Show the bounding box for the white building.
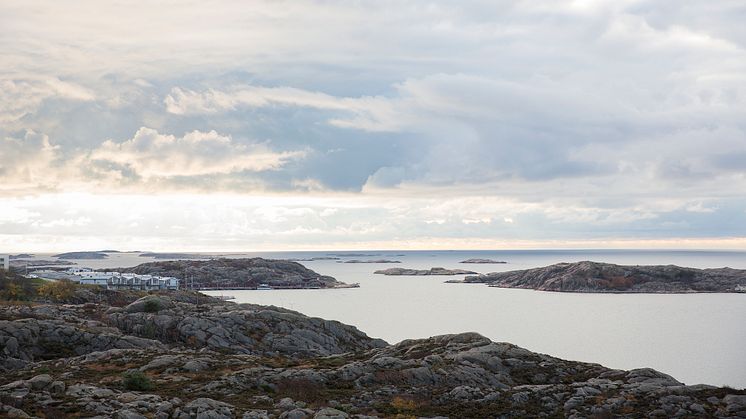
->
[33,268,180,291]
[0,254,9,270]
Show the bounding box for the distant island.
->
[9,254,34,259]
[460,258,507,264]
[54,251,109,259]
[327,253,380,257]
[284,257,341,262]
[118,257,353,289]
[463,261,746,293]
[139,252,210,259]
[342,259,401,264]
[375,267,477,276]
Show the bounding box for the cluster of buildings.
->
[32,268,180,291]
[2,253,179,291]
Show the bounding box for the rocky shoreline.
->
[0,286,744,418]
[463,261,746,293]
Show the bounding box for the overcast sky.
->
[2,0,746,252]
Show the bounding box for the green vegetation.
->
[0,269,42,301]
[122,371,153,391]
[143,299,162,312]
[37,279,78,302]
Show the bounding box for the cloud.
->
[0,130,61,193]
[89,127,305,178]
[0,78,95,127]
[3,0,746,248]
[164,86,352,115]
[1,127,307,195]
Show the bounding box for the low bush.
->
[37,279,78,302]
[143,299,161,312]
[122,371,153,391]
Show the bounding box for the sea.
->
[21,249,746,389]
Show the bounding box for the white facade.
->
[33,268,179,290]
[0,254,8,270]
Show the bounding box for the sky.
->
[1,0,746,252]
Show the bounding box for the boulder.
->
[314,408,349,419]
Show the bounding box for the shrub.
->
[143,299,161,313]
[122,371,153,391]
[276,378,322,401]
[391,396,418,411]
[0,269,37,301]
[37,280,77,302]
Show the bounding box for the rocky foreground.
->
[464,261,746,293]
[119,258,345,289]
[1,288,745,418]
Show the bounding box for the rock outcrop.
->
[106,295,386,357]
[119,258,346,289]
[374,267,477,276]
[0,306,163,370]
[464,261,746,293]
[1,290,744,418]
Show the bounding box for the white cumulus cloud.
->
[89,127,305,178]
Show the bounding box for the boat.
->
[216,295,235,300]
[257,284,273,290]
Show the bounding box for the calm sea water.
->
[25,250,746,388]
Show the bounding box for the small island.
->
[460,258,507,264]
[464,261,746,293]
[54,251,109,260]
[139,252,210,259]
[375,267,477,276]
[327,253,380,257]
[342,259,401,264]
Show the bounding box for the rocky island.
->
[0,269,744,418]
[374,267,477,276]
[118,258,350,289]
[342,260,401,264]
[53,251,110,260]
[284,257,341,262]
[139,252,211,260]
[460,258,507,264]
[463,261,746,293]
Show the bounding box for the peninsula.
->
[117,257,349,289]
[463,261,746,293]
